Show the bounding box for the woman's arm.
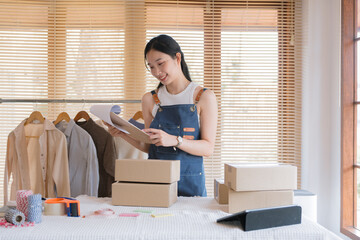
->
[106,92,154,153]
[143,89,218,157]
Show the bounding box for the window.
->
[0,0,302,204]
[341,0,360,238]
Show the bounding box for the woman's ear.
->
[176,52,182,65]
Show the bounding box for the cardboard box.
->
[112,181,177,207]
[228,189,294,213]
[214,179,229,204]
[115,159,180,183]
[224,163,297,191]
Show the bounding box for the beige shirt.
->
[4,119,70,204]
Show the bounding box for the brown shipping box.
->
[224,163,297,191]
[228,189,294,213]
[115,159,180,183]
[112,182,178,207]
[214,179,229,204]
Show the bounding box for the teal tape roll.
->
[28,194,42,223]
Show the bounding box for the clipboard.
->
[90,105,151,144]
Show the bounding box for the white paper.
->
[90,105,129,134]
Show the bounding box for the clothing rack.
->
[0,98,141,104]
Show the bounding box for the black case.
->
[217,205,302,231]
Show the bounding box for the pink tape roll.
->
[16,190,33,220]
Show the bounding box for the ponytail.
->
[180,52,191,82]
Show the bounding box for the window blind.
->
[0,0,302,204]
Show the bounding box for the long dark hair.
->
[144,34,192,89]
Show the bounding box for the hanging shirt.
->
[4,119,70,205]
[96,120,148,160]
[76,118,116,197]
[55,119,99,197]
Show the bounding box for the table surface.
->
[0,195,341,240]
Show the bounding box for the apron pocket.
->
[157,146,178,154]
[156,123,181,155]
[178,160,206,196]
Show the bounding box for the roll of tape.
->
[28,194,42,223]
[16,190,33,220]
[43,202,67,216]
[5,209,25,226]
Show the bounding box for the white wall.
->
[301,0,347,239]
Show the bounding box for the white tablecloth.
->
[0,195,341,240]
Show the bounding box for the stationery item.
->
[16,190,33,220]
[133,209,153,213]
[119,213,139,217]
[94,208,115,216]
[90,105,151,143]
[5,209,25,226]
[217,205,302,231]
[0,218,34,228]
[69,203,79,217]
[27,194,42,223]
[82,208,116,218]
[43,202,67,216]
[151,213,173,218]
[44,197,80,217]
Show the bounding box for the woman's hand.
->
[103,121,126,137]
[143,128,177,147]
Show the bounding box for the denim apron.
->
[148,89,207,197]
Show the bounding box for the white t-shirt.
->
[151,82,199,117]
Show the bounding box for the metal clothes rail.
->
[0,98,141,104]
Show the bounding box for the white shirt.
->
[152,82,199,117]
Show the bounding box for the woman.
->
[107,34,218,197]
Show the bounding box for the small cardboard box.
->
[115,159,180,183]
[224,163,297,191]
[228,189,294,213]
[112,181,177,207]
[214,179,229,204]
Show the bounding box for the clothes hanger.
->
[25,111,45,125]
[132,111,143,121]
[53,112,71,125]
[74,110,90,122]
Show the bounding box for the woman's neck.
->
[165,77,190,95]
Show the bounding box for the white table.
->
[0,195,341,240]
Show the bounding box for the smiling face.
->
[146,49,182,86]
